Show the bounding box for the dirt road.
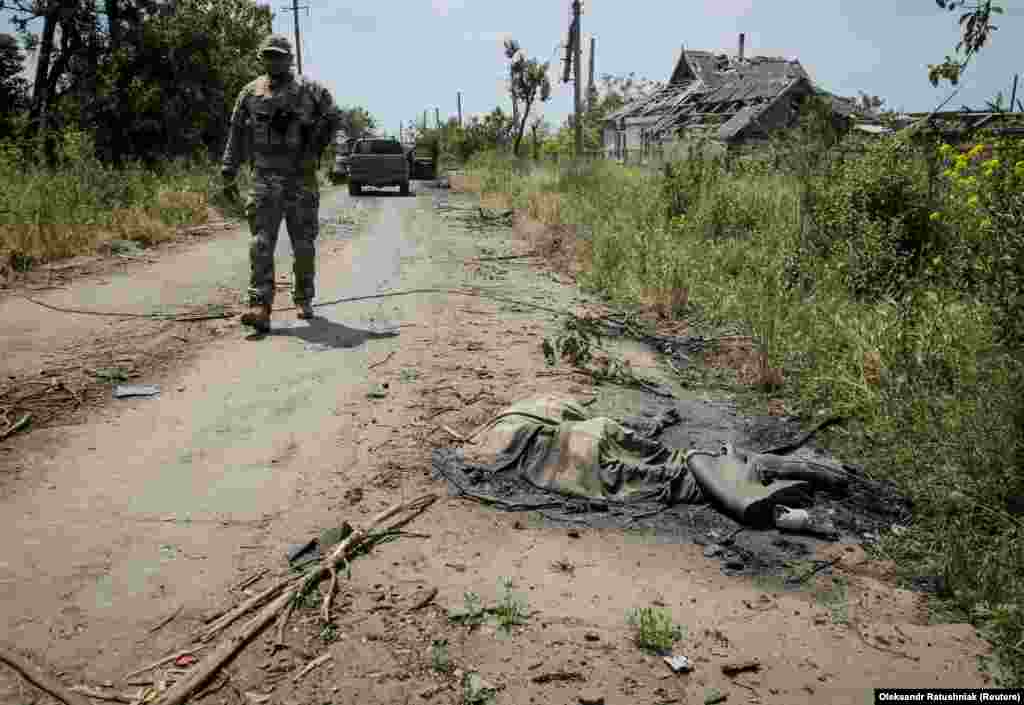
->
[0,182,993,705]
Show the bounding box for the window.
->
[356,140,404,155]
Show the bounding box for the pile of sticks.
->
[1,494,438,705]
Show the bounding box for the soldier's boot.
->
[296,302,315,320]
[240,303,272,332]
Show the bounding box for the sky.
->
[5,1,1024,138]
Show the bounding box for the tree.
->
[1,0,272,164]
[0,33,30,138]
[94,0,271,164]
[502,38,551,157]
[443,107,512,162]
[543,73,663,158]
[928,0,1002,86]
[338,106,376,139]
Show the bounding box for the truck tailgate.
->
[348,155,408,185]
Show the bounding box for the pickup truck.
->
[346,138,410,196]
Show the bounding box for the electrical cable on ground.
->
[19,287,600,324]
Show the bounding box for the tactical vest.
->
[246,75,321,170]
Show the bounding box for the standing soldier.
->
[221,34,342,333]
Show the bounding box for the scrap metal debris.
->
[113,384,160,399]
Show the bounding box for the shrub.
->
[804,136,936,300]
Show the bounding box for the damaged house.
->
[603,34,857,158]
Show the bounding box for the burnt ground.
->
[431,349,913,587]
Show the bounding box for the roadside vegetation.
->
[458,116,1024,684]
[0,131,233,269]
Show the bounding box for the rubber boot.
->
[297,302,315,320]
[240,303,272,332]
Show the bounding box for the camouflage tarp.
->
[442,394,845,528]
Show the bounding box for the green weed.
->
[461,671,496,705]
[448,590,487,627]
[430,638,453,673]
[812,575,850,625]
[494,576,529,634]
[319,622,339,644]
[447,578,529,635]
[626,606,684,653]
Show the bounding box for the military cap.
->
[259,34,293,55]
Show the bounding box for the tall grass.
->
[465,137,1024,685]
[0,130,237,269]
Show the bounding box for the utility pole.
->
[281,0,309,75]
[457,92,463,127]
[435,107,441,129]
[588,36,596,111]
[572,0,583,159]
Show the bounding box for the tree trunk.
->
[512,97,534,158]
[104,0,125,165]
[30,3,59,140]
[105,0,120,52]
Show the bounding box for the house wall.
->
[602,126,620,156]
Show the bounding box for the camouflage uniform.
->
[221,35,341,316]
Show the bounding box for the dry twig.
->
[234,569,268,592]
[69,685,135,703]
[322,565,339,624]
[440,425,465,441]
[156,494,438,705]
[122,649,203,680]
[147,606,183,634]
[368,351,395,370]
[274,598,295,647]
[425,406,460,420]
[0,646,88,705]
[408,586,438,611]
[199,582,288,642]
[292,653,331,683]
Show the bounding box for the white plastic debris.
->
[113,384,160,399]
[664,654,692,673]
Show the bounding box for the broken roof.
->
[606,46,841,143]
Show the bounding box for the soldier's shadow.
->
[246,315,400,348]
